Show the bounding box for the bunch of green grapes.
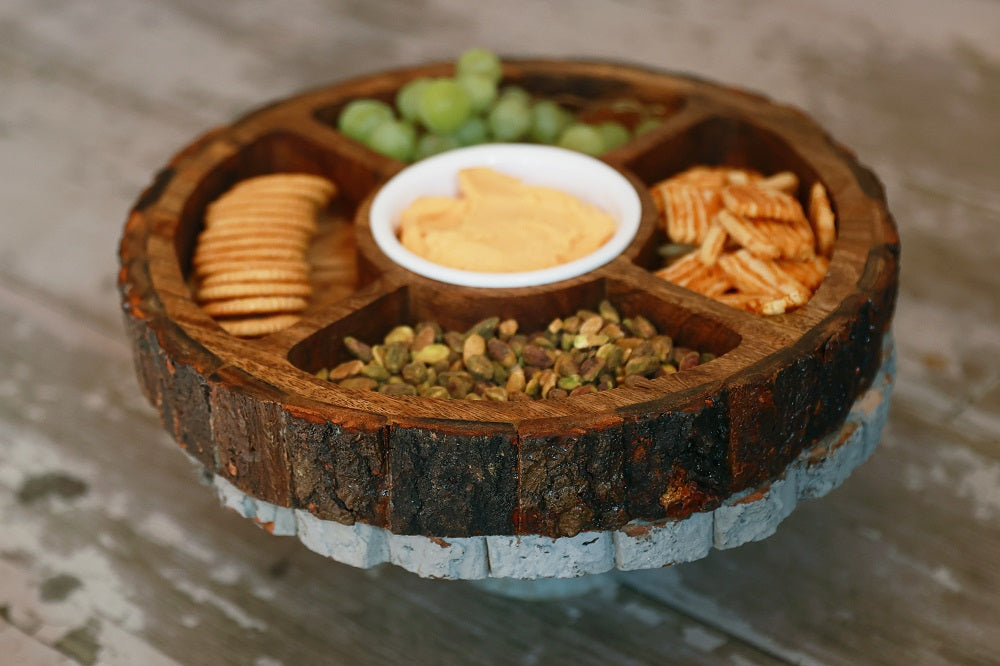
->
[337,48,661,162]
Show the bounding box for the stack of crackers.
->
[652,166,836,315]
[192,173,337,337]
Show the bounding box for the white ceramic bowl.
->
[368,144,642,288]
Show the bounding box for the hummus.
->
[397,167,616,273]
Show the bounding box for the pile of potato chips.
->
[652,166,836,315]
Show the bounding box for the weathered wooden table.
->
[2,2,997,664]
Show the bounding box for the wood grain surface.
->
[1,1,998,664]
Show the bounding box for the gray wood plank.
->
[0,620,75,666]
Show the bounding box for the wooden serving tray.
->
[118,60,899,541]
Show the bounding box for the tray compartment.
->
[170,130,387,327]
[312,62,688,162]
[625,114,824,190]
[624,114,828,274]
[286,276,741,380]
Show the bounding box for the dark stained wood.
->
[386,419,519,536]
[516,413,626,536]
[118,60,898,538]
[284,405,389,526]
[622,389,730,518]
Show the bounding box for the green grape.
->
[497,85,532,106]
[366,119,416,162]
[634,117,662,135]
[453,116,490,146]
[413,133,462,161]
[396,78,431,123]
[609,98,646,114]
[557,123,606,156]
[597,121,631,152]
[529,100,572,144]
[456,48,502,83]
[457,74,498,113]
[488,96,532,142]
[338,99,394,142]
[418,78,472,134]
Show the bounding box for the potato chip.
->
[776,256,830,291]
[722,183,806,223]
[698,222,728,266]
[809,181,837,256]
[655,251,732,296]
[718,250,810,306]
[716,210,782,259]
[757,171,799,194]
[715,292,789,315]
[651,168,835,316]
[651,181,720,244]
[669,166,733,189]
[751,219,816,262]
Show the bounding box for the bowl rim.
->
[368,143,643,288]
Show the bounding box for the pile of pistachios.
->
[316,300,716,400]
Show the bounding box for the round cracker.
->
[206,209,319,229]
[216,314,302,337]
[207,197,320,216]
[207,205,318,222]
[202,222,317,241]
[196,225,313,245]
[235,173,333,189]
[229,188,332,208]
[194,253,309,272]
[203,214,318,234]
[230,177,336,206]
[195,235,310,254]
[197,281,312,301]
[194,258,309,282]
[199,221,313,237]
[192,245,304,267]
[232,180,332,196]
[198,266,310,286]
[194,256,309,278]
[201,296,308,317]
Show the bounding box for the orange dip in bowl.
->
[397,167,617,273]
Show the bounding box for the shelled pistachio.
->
[317,300,717,400]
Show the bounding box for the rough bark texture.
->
[622,393,731,519]
[285,415,388,526]
[387,422,518,536]
[517,417,626,537]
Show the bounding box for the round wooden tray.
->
[118,59,899,541]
